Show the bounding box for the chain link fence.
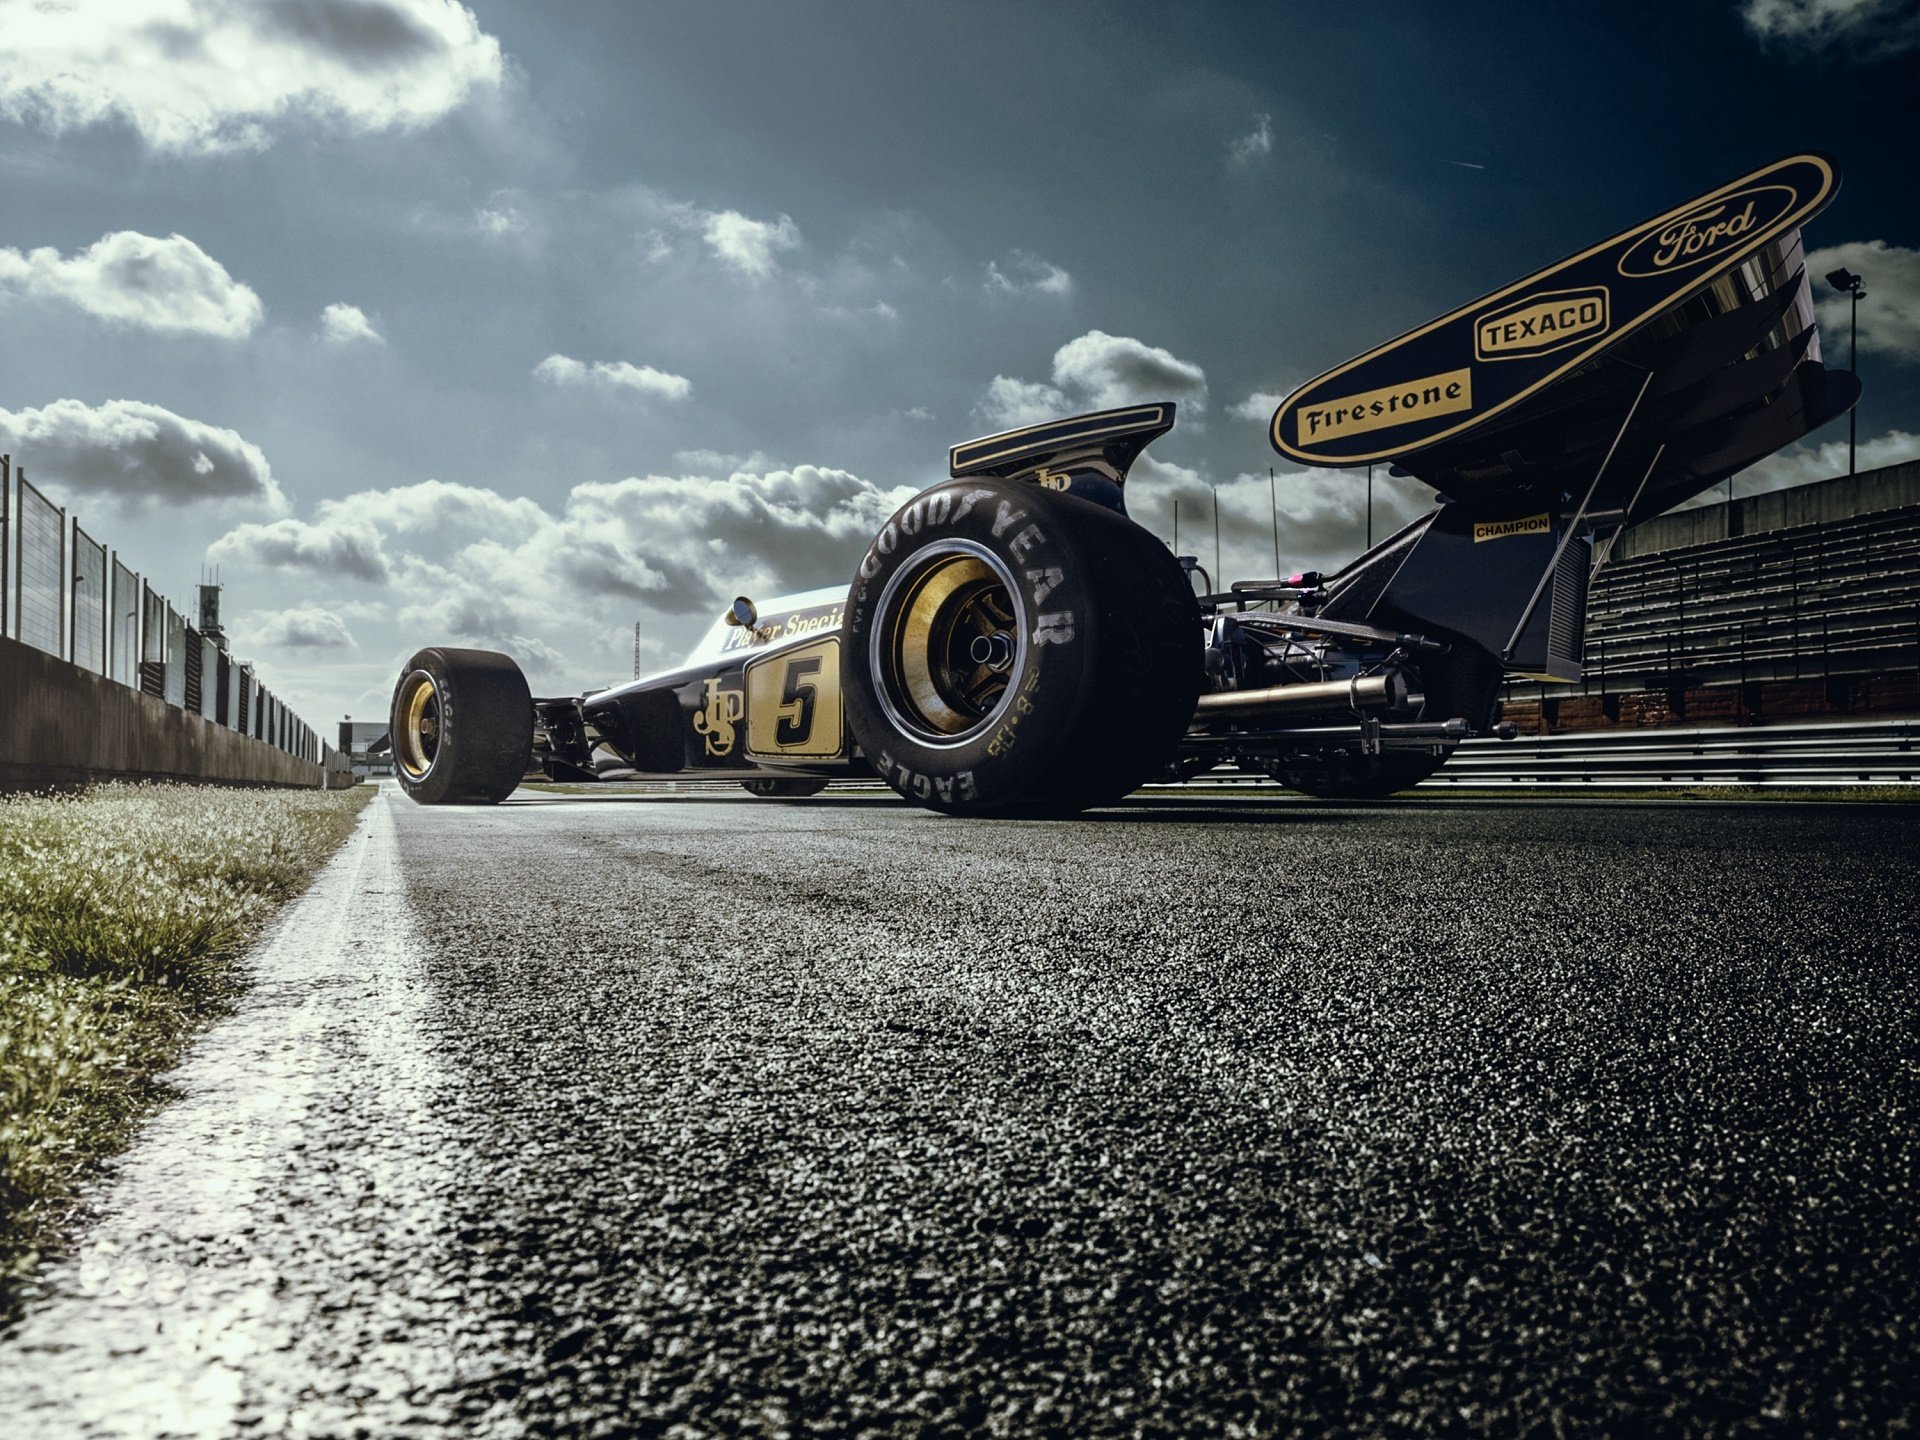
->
[15,476,63,657]
[110,558,139,689]
[163,603,187,708]
[140,583,167,697]
[71,523,107,674]
[3,452,328,773]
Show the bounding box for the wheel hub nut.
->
[969,632,1014,670]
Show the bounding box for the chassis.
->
[389,153,1856,814]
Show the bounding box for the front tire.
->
[390,648,534,805]
[844,479,1201,815]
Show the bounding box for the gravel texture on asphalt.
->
[1,786,1916,1438]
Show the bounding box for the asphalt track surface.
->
[2,785,1917,1438]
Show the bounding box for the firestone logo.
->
[1617,185,1797,278]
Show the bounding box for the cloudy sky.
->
[1,0,1915,725]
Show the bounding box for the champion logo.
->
[1472,513,1550,543]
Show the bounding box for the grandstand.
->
[1501,459,1920,733]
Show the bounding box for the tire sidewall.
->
[392,654,455,805]
[389,647,531,805]
[844,480,1103,811]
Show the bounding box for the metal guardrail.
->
[1424,717,1920,788]
[523,718,1920,797]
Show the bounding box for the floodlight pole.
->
[1211,485,1221,584]
[1848,283,1859,477]
[1824,267,1866,478]
[1269,468,1280,578]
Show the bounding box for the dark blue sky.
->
[0,0,1912,718]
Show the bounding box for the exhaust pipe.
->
[1193,671,1411,719]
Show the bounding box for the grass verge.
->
[0,783,371,1313]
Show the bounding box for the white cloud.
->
[0,0,505,155]
[319,302,384,345]
[1807,240,1920,363]
[0,398,283,510]
[0,231,261,337]
[555,465,917,611]
[1229,391,1288,422]
[207,464,919,691]
[209,515,391,582]
[1051,330,1208,411]
[390,559,571,671]
[239,604,358,650]
[475,201,529,239]
[331,478,551,542]
[533,354,692,402]
[1741,0,1920,55]
[1229,113,1274,167]
[699,209,801,278]
[1126,457,1429,577]
[975,375,1072,430]
[975,330,1208,430]
[818,299,899,322]
[212,477,568,586]
[208,465,914,613]
[674,447,758,474]
[984,252,1073,297]
[1733,427,1920,496]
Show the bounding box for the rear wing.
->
[1267,153,1852,519]
[950,403,1176,482]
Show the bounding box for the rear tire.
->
[741,776,829,798]
[390,648,534,806]
[1267,643,1501,798]
[1268,750,1452,798]
[844,478,1201,815]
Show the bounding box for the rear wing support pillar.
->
[1588,441,1668,581]
[1502,364,1653,664]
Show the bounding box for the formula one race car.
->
[390,153,1855,815]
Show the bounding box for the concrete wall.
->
[1619,460,1920,558]
[1,634,325,792]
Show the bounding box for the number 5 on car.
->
[745,637,845,760]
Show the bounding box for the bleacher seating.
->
[1500,472,1920,726]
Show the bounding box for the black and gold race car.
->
[390,153,1856,815]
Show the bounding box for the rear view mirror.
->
[725,596,758,629]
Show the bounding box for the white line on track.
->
[0,791,516,1439]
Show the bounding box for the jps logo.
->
[1617,185,1795,278]
[1475,287,1609,362]
[693,677,745,756]
[1032,466,1074,491]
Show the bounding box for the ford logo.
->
[1616,184,1798,278]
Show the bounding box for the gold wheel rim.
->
[878,548,1020,742]
[396,670,442,779]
